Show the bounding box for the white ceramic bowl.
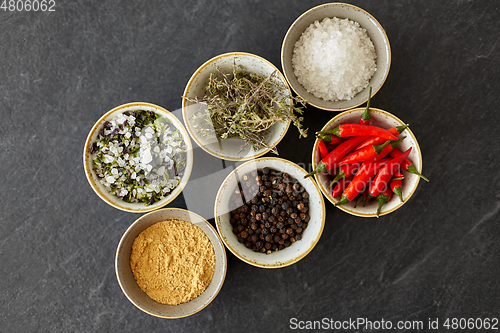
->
[281,3,391,111]
[215,157,325,268]
[313,108,423,217]
[115,208,227,318]
[83,102,193,213]
[182,52,292,161]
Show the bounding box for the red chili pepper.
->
[389,147,429,182]
[375,137,406,162]
[339,136,405,165]
[326,143,338,152]
[332,175,353,198]
[376,186,393,218]
[359,86,372,125]
[317,141,329,160]
[390,171,404,202]
[316,134,343,145]
[354,188,369,208]
[316,124,398,141]
[305,136,370,178]
[369,147,412,197]
[354,124,408,151]
[336,158,390,205]
[329,163,359,188]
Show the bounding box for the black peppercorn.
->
[230,168,310,254]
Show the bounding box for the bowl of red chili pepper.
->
[308,107,427,217]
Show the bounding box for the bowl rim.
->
[281,2,392,111]
[312,107,422,217]
[214,156,326,268]
[182,51,292,161]
[83,102,193,213]
[115,207,227,319]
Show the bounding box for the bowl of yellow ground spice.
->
[115,208,227,318]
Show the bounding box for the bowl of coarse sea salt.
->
[281,3,391,111]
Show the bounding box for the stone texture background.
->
[1,1,499,332]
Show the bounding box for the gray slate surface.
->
[1,1,500,332]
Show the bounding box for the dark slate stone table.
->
[1,1,499,332]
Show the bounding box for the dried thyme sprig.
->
[183,64,308,154]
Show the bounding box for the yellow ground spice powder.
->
[130,219,215,305]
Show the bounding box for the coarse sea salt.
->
[292,17,377,101]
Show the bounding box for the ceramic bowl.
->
[215,157,325,268]
[83,102,193,213]
[182,52,292,161]
[281,3,391,111]
[115,208,227,318]
[313,108,423,217]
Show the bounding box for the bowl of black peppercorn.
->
[214,157,326,268]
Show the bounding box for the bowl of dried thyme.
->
[182,52,307,161]
[83,102,193,213]
[115,208,227,318]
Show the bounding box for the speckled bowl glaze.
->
[182,52,292,161]
[83,102,193,213]
[215,157,326,268]
[313,108,423,217]
[281,3,391,111]
[115,208,227,318]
